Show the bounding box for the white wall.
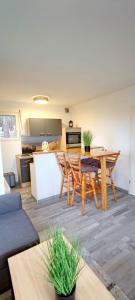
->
[1,139,22,178]
[0,142,5,194]
[71,85,135,191]
[0,101,71,179]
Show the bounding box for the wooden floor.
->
[3,187,135,300]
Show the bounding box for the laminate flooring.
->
[2,187,135,300]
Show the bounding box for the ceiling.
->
[0,0,135,105]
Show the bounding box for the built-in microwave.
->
[66,128,81,148]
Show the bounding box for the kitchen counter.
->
[32,147,118,159]
[33,145,105,155]
[30,152,63,201]
[16,154,33,159]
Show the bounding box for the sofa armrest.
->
[0,192,22,215]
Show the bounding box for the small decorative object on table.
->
[42,141,49,152]
[82,130,94,152]
[44,229,82,300]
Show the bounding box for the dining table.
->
[65,148,119,211]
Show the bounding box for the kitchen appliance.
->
[66,127,81,148]
[16,155,33,187]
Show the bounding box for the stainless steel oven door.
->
[66,143,81,148]
[66,132,81,148]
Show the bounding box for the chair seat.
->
[81,158,115,169]
[73,165,98,173]
[81,158,99,167]
[81,165,98,173]
[0,210,39,270]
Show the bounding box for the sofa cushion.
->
[0,210,39,269]
[0,192,22,215]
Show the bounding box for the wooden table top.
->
[65,148,119,158]
[33,148,119,158]
[8,240,115,300]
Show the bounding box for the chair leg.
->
[11,286,15,300]
[94,171,101,193]
[110,169,117,201]
[67,172,70,206]
[70,182,76,207]
[60,175,64,198]
[90,178,99,209]
[88,174,93,198]
[71,173,74,188]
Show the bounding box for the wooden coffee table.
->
[8,240,115,300]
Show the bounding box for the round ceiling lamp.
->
[33,95,49,104]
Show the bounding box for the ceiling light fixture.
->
[33,95,49,104]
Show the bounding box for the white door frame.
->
[129,107,135,195]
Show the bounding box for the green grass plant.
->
[44,229,81,296]
[82,130,94,146]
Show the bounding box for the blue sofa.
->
[0,192,39,294]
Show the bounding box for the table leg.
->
[81,173,86,215]
[100,156,107,210]
[11,285,15,300]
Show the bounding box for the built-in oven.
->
[66,128,81,148]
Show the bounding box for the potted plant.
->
[44,229,81,299]
[82,130,94,152]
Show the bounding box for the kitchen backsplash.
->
[21,135,59,145]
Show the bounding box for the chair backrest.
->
[55,152,67,175]
[106,151,120,168]
[67,154,82,184]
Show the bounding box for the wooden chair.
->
[97,151,120,201]
[67,154,99,215]
[55,152,71,205]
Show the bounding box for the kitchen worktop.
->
[32,147,118,158]
[16,154,33,159]
[33,146,105,156]
[16,146,104,159]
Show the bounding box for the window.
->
[0,113,18,138]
